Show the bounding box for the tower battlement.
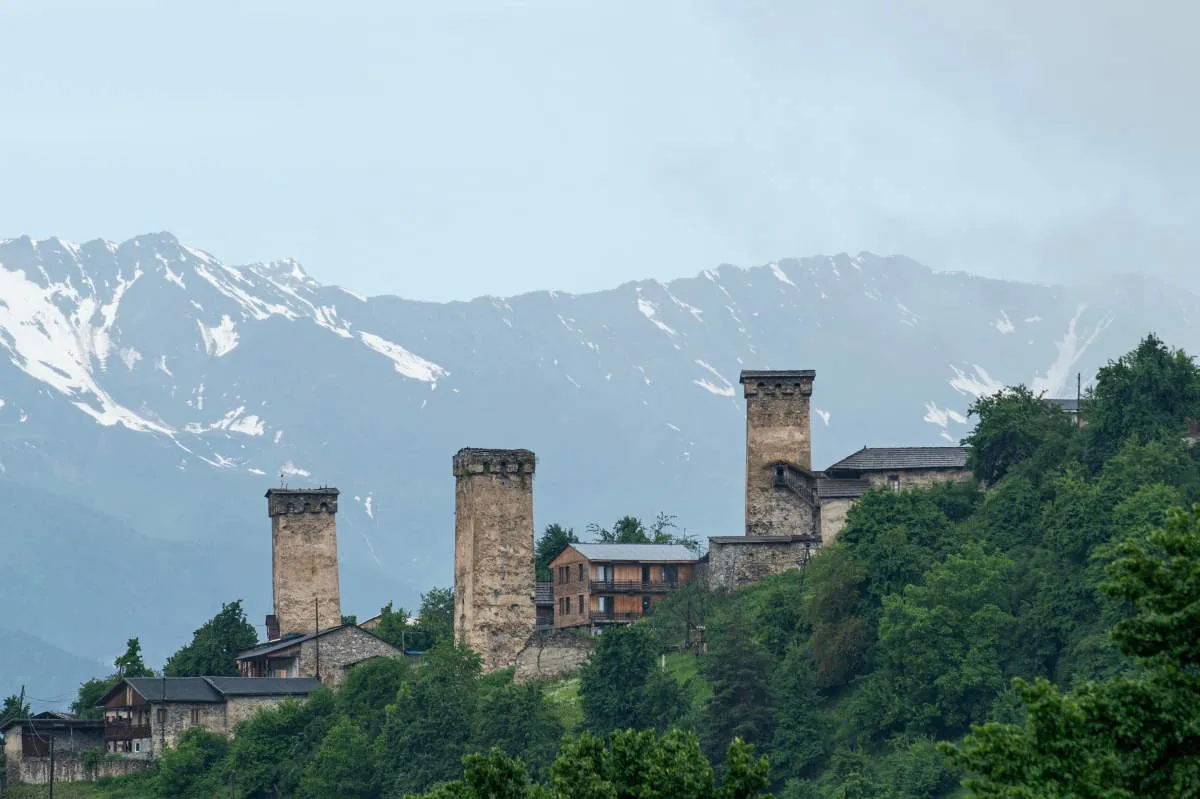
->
[453,448,536,477]
[265,487,340,517]
[740,370,816,397]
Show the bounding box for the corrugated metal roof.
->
[1045,397,1080,412]
[825,446,968,472]
[534,581,554,604]
[817,476,872,499]
[569,543,699,563]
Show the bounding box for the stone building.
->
[0,713,146,786]
[817,446,971,541]
[453,447,537,672]
[549,543,698,629]
[740,370,818,538]
[99,677,321,759]
[236,623,402,687]
[265,487,341,638]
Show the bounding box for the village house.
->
[99,676,321,759]
[235,623,402,687]
[0,712,143,786]
[535,581,555,629]
[550,543,699,629]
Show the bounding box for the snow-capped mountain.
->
[2,231,1197,704]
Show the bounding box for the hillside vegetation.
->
[36,334,1200,796]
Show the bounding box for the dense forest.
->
[6,333,1200,798]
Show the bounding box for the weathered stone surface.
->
[740,372,818,537]
[863,468,972,491]
[294,626,401,687]
[453,448,537,672]
[514,629,596,682]
[817,497,855,543]
[703,536,816,591]
[266,488,341,637]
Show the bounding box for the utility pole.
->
[314,598,321,682]
[48,737,54,799]
[1077,372,1083,428]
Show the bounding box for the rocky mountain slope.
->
[2,232,1196,705]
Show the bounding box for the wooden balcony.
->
[589,611,642,624]
[589,580,681,594]
[105,722,151,741]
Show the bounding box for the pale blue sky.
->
[1,0,1195,300]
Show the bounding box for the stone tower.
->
[740,370,817,536]
[452,448,536,672]
[265,488,341,638]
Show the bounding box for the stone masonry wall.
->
[741,372,815,536]
[16,756,150,784]
[704,537,815,591]
[453,448,537,672]
[295,626,402,687]
[267,488,341,637]
[514,629,596,682]
[864,468,972,491]
[3,729,20,784]
[148,701,227,755]
[818,497,855,543]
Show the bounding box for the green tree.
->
[702,605,773,759]
[154,726,230,798]
[376,641,483,796]
[228,688,338,798]
[803,546,871,688]
[114,637,154,678]
[0,693,30,723]
[72,677,116,719]
[962,385,1075,484]
[588,513,699,552]
[1084,333,1200,465]
[769,645,830,784]
[945,505,1200,797]
[417,586,456,646]
[474,679,565,776]
[536,523,579,581]
[579,625,658,732]
[373,601,418,651]
[300,715,376,798]
[163,600,259,677]
[337,654,412,737]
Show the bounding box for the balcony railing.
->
[589,611,642,623]
[589,580,681,594]
[106,724,151,741]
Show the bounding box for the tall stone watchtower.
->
[265,488,341,638]
[452,448,536,672]
[740,370,817,537]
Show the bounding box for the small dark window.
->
[190,708,201,725]
[578,595,584,614]
[157,708,167,725]
[888,473,900,491]
[578,563,584,581]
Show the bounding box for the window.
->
[595,563,613,582]
[597,596,612,613]
[190,708,201,725]
[662,565,678,583]
[134,741,141,753]
[156,708,167,725]
[578,563,584,581]
[578,595,584,615]
[888,473,900,491]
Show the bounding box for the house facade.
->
[236,624,401,687]
[99,677,322,759]
[0,713,142,786]
[550,543,698,629]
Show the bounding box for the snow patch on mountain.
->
[770,263,796,287]
[637,297,678,337]
[198,315,239,357]
[358,332,448,383]
[994,310,1015,334]
[1032,306,1112,397]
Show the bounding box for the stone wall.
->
[453,448,537,672]
[267,488,341,637]
[3,728,19,784]
[863,468,972,491]
[703,536,816,591]
[514,629,596,682]
[224,695,300,729]
[295,626,402,686]
[148,700,226,754]
[740,371,816,536]
[818,497,855,543]
[15,756,150,784]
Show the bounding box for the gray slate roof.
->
[120,676,322,704]
[817,476,872,499]
[825,446,968,473]
[236,625,349,660]
[569,543,698,563]
[535,581,553,605]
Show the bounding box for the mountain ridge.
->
[2,231,1197,706]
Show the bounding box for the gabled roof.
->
[825,446,968,473]
[0,716,103,734]
[105,676,323,705]
[236,624,397,661]
[565,543,698,563]
[534,581,554,605]
[817,476,872,499]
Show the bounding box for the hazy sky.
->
[1,1,1195,300]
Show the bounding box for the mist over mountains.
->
[1,231,1196,706]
